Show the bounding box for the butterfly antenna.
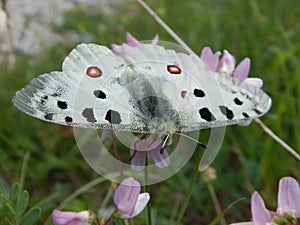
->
[175,132,207,149]
[160,133,169,154]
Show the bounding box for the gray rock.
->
[0,0,121,57]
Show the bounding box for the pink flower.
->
[114,177,150,219]
[200,47,251,83]
[217,50,237,75]
[231,177,300,225]
[112,32,159,55]
[100,132,170,171]
[130,136,170,171]
[52,210,91,225]
[277,177,300,218]
[200,47,221,72]
[200,47,262,126]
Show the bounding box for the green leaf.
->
[22,207,41,225]
[0,180,8,197]
[16,190,29,217]
[5,202,16,216]
[1,193,10,203]
[113,218,124,225]
[9,183,20,202]
[4,217,14,225]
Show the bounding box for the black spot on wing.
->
[253,109,262,115]
[94,90,106,99]
[242,112,250,118]
[234,97,243,105]
[199,107,216,122]
[105,110,122,124]
[82,108,96,123]
[44,113,54,120]
[219,106,234,120]
[41,95,48,105]
[65,116,73,123]
[57,100,68,110]
[194,89,205,97]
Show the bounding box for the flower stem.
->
[103,217,112,225]
[144,157,152,225]
[254,118,300,161]
[128,218,135,225]
[135,0,195,55]
[207,181,226,225]
[176,149,203,225]
[111,133,124,179]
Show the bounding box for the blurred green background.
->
[0,0,299,224]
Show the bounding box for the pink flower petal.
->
[111,43,123,55]
[130,137,169,170]
[126,32,139,47]
[130,138,148,171]
[52,210,89,225]
[130,150,147,171]
[277,177,300,217]
[151,34,159,45]
[112,32,158,55]
[251,191,272,225]
[200,47,221,72]
[217,50,236,75]
[238,119,253,126]
[123,193,150,219]
[233,58,250,82]
[229,222,255,225]
[131,137,161,152]
[114,178,141,217]
[148,146,170,168]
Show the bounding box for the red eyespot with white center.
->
[86,66,102,78]
[167,65,181,74]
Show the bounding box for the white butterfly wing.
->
[13,42,271,131]
[13,44,149,132]
[120,43,271,170]
[121,43,272,129]
[13,42,272,170]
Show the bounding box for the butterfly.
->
[12,36,272,169]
